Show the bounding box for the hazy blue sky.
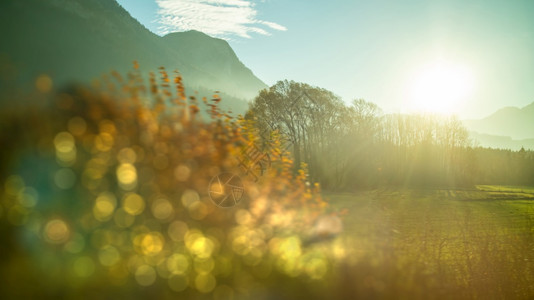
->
[116,0,534,118]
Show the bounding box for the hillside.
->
[469,132,534,151]
[463,102,534,140]
[0,0,266,108]
[163,31,266,99]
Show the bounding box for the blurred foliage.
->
[0,65,336,299]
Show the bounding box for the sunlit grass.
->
[477,185,534,194]
[327,188,534,298]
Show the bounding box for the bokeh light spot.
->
[68,116,87,136]
[135,265,157,286]
[65,233,86,253]
[304,257,328,280]
[54,132,76,165]
[117,148,137,164]
[188,201,208,220]
[98,120,116,135]
[140,232,165,256]
[280,236,302,260]
[151,197,174,221]
[35,74,52,93]
[95,132,114,152]
[195,273,216,293]
[194,257,215,274]
[99,245,121,267]
[114,208,135,228]
[54,131,75,153]
[117,163,137,190]
[93,192,117,221]
[181,189,200,208]
[174,164,191,182]
[44,219,70,244]
[189,236,215,259]
[166,253,190,275]
[122,193,145,216]
[54,168,77,190]
[73,256,95,278]
[17,187,38,208]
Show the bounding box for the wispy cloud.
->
[155,0,287,39]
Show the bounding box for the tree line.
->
[246,80,534,190]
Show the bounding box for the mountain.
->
[0,0,266,108]
[469,132,534,151]
[463,102,534,140]
[163,31,266,99]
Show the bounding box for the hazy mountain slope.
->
[0,0,266,106]
[0,0,177,86]
[163,31,267,99]
[463,102,534,140]
[469,132,534,151]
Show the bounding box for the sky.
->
[116,0,534,119]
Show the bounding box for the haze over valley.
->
[1,1,533,299]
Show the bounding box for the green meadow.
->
[316,186,534,299]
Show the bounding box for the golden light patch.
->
[44,219,70,244]
[35,74,52,93]
[122,193,144,216]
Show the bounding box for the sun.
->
[409,60,475,114]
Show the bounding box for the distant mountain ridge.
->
[163,31,267,99]
[0,0,266,106]
[469,132,534,151]
[463,102,534,141]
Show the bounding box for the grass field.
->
[318,186,534,299]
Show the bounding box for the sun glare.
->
[409,60,475,114]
